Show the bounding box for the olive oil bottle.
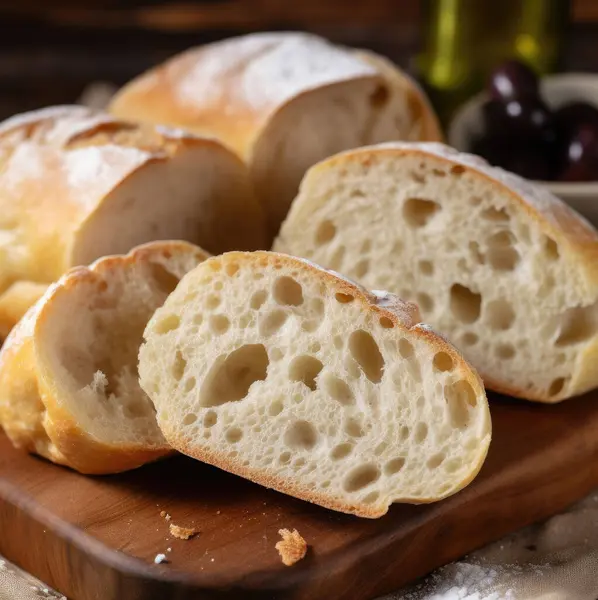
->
[418,0,571,125]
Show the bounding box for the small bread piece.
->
[276,529,307,566]
[169,524,197,540]
[275,142,598,403]
[0,105,265,337]
[0,241,209,474]
[110,32,442,234]
[139,252,490,518]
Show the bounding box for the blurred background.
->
[1,0,597,122]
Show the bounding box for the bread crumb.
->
[160,511,172,521]
[154,553,168,564]
[167,547,172,552]
[275,529,307,566]
[169,523,198,540]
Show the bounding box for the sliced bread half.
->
[0,241,209,474]
[274,142,598,402]
[139,251,491,518]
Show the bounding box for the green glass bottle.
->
[418,0,571,126]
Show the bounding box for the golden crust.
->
[0,105,262,338]
[160,251,491,518]
[0,241,209,474]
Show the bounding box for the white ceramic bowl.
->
[448,74,598,226]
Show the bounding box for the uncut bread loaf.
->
[275,142,598,403]
[0,241,209,474]
[139,251,491,518]
[109,32,442,235]
[0,105,265,337]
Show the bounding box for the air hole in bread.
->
[470,195,482,206]
[417,292,434,314]
[259,309,288,337]
[445,380,477,429]
[311,298,325,316]
[419,260,434,276]
[200,344,269,408]
[496,343,515,360]
[555,304,598,346]
[392,240,404,255]
[398,338,414,358]
[288,355,323,391]
[302,319,320,333]
[344,464,380,493]
[350,189,366,199]
[321,480,331,489]
[335,292,354,304]
[293,457,306,468]
[315,220,336,245]
[344,418,365,438]
[384,457,405,475]
[410,171,426,184]
[225,263,240,277]
[450,284,481,324]
[153,314,180,335]
[451,165,465,176]
[331,443,353,461]
[399,426,410,441]
[183,377,196,392]
[225,427,243,443]
[349,330,384,383]
[469,241,485,265]
[414,422,428,443]
[379,316,394,329]
[193,314,203,326]
[329,245,346,270]
[481,207,510,222]
[549,377,566,397]
[544,236,560,260]
[461,332,479,346]
[333,335,344,349]
[250,290,268,310]
[284,420,318,450]
[210,314,230,335]
[370,84,389,107]
[432,168,446,177]
[486,299,515,331]
[269,398,284,416]
[344,357,362,379]
[172,351,187,381]
[182,413,197,426]
[408,360,422,383]
[427,453,445,469]
[204,410,218,427]
[272,276,303,306]
[279,451,291,464]
[361,240,372,253]
[433,352,454,372]
[148,263,180,295]
[444,459,462,473]
[487,231,520,271]
[321,374,353,406]
[363,491,380,504]
[206,294,221,310]
[354,259,370,279]
[309,341,321,353]
[403,198,441,228]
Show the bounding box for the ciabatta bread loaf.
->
[275,142,598,403]
[109,32,442,235]
[139,252,491,518]
[0,241,208,474]
[0,105,265,337]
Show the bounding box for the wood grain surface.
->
[1,392,597,600]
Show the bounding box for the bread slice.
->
[0,241,209,474]
[139,251,491,518]
[275,142,598,403]
[0,105,265,337]
[109,32,442,235]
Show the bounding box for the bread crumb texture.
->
[275,528,307,566]
[169,523,198,540]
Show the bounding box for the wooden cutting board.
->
[1,392,597,600]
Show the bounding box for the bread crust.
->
[0,105,264,337]
[152,251,491,518]
[277,142,598,402]
[0,241,209,474]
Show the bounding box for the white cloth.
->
[1,492,597,600]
